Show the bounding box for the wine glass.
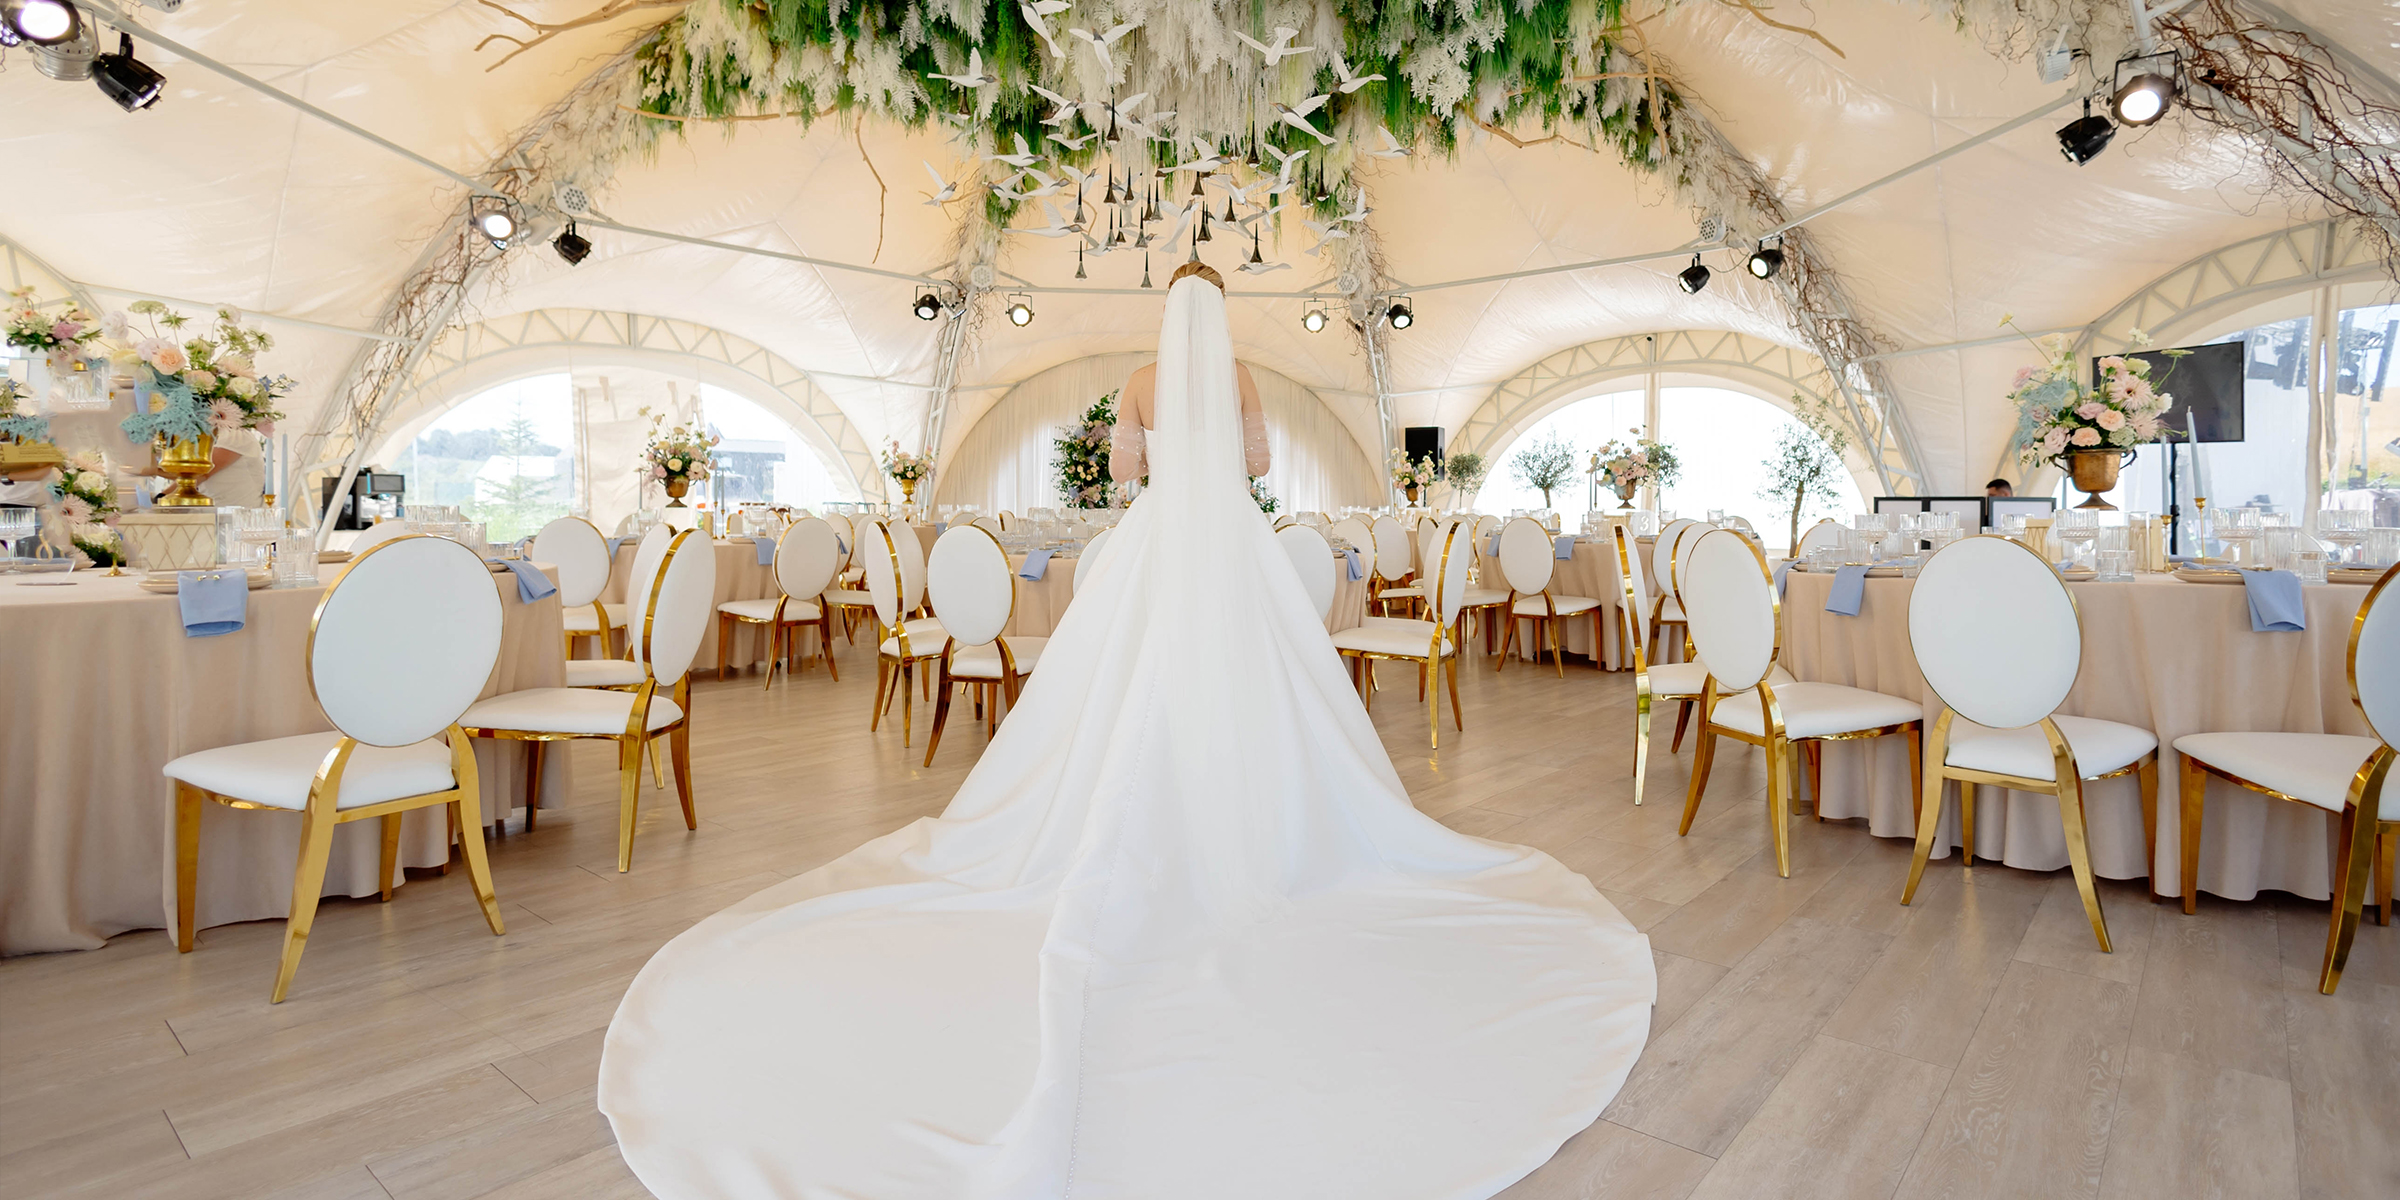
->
[2319,509,2366,565]
[2052,509,2100,569]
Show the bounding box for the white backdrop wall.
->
[934,353,1383,514]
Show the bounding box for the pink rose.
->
[2075,402,2106,421]
[2097,356,2128,372]
[51,320,81,342]
[148,343,188,373]
[2041,428,2070,455]
[2070,427,2102,447]
[653,465,667,478]
[2096,409,2126,431]
[2011,366,2038,391]
[215,354,254,378]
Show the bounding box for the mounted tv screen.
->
[2098,341,2245,444]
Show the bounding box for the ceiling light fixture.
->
[1004,293,1035,327]
[1302,307,1327,333]
[1746,237,1784,280]
[469,196,518,247]
[1385,298,1413,330]
[2057,96,2115,165]
[1677,254,1711,295]
[2109,53,2176,126]
[25,18,93,80]
[2,0,78,45]
[912,292,945,321]
[91,32,163,111]
[551,220,592,265]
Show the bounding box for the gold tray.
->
[2173,567,2248,585]
[139,567,273,594]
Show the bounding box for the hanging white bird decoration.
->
[1331,52,1385,93]
[1068,23,1137,76]
[1019,1,1069,59]
[1235,27,1315,66]
[927,47,998,90]
[985,132,1041,169]
[920,161,959,205]
[1368,124,1413,159]
[1272,94,1334,145]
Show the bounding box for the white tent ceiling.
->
[4,0,2388,494]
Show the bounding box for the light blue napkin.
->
[177,569,247,637]
[1485,532,1502,556]
[2241,569,2306,632]
[835,534,848,556]
[487,559,559,604]
[1825,563,1871,617]
[1019,548,1053,581]
[2168,554,2199,565]
[1342,547,1363,581]
[1773,558,1796,596]
[934,521,948,534]
[752,536,777,566]
[605,536,627,559]
[1554,535,1576,561]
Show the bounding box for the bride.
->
[599,263,1655,1199]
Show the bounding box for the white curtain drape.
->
[935,353,1380,514]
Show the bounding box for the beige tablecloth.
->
[600,538,779,670]
[1779,570,2374,901]
[0,564,567,955]
[998,548,1368,636]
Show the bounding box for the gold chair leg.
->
[2136,756,2159,898]
[2321,759,2391,993]
[376,813,401,902]
[819,615,840,681]
[1961,783,1978,867]
[925,672,954,767]
[671,721,696,830]
[1550,617,1564,677]
[715,613,732,680]
[870,656,891,729]
[1768,737,1793,878]
[1803,740,1823,821]
[174,784,201,953]
[902,660,917,746]
[1426,658,1439,750]
[1669,700,1691,753]
[648,732,667,789]
[1679,727,1717,836]
[615,734,643,874]
[270,804,337,1004]
[1903,774,1945,905]
[1445,652,1462,732]
[2179,755,2206,914]
[449,734,504,936]
[2056,774,2112,952]
[1495,612,1516,671]
[522,740,544,833]
[1631,683,1652,807]
[762,621,782,692]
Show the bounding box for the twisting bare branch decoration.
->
[476,0,686,73]
[1711,0,1848,59]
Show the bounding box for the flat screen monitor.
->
[2101,341,2244,443]
[1987,496,2058,524]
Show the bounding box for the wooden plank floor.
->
[5,632,2396,1199]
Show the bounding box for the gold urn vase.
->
[900,477,918,504]
[1612,482,1638,509]
[664,477,690,508]
[154,433,216,507]
[1403,483,1420,505]
[2067,449,2125,510]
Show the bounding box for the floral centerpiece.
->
[642,415,718,507]
[1053,392,1117,508]
[109,303,292,507]
[5,287,103,375]
[1389,449,1439,505]
[881,440,934,508]
[0,378,49,443]
[1592,432,1681,506]
[1250,475,1278,515]
[2003,317,2182,509]
[48,448,124,567]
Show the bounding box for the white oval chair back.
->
[2359,570,2400,744]
[640,530,717,689]
[1275,523,1338,622]
[996,511,1016,531]
[1678,528,1777,693]
[926,527,1014,647]
[893,520,930,612]
[1428,520,1475,626]
[1415,517,1446,577]
[530,516,611,609]
[864,520,911,629]
[312,535,503,746]
[1371,515,1413,583]
[1652,518,1698,603]
[973,515,1004,535]
[1074,526,1116,591]
[1908,536,2081,730]
[1613,524,1653,654]
[1327,517,1372,570]
[775,517,842,603]
[349,520,413,554]
[1668,519,1711,602]
[1794,518,1845,559]
[1497,517,1557,596]
[624,525,674,620]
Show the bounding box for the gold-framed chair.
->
[2172,564,2399,992]
[535,515,623,660]
[1332,520,1474,748]
[922,525,1045,764]
[163,535,506,1002]
[716,516,843,688]
[1611,523,1794,806]
[1492,516,1606,676]
[865,517,947,745]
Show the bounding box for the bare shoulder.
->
[1234,361,1262,410]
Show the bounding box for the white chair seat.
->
[839,566,864,584]
[562,607,623,635]
[463,688,686,736]
[1331,621,1454,658]
[1650,662,1794,699]
[1710,682,1920,740]
[720,596,822,622]
[878,617,949,659]
[951,636,1047,679]
[1658,598,1686,623]
[823,587,875,607]
[164,732,454,812]
[1460,587,1510,608]
[1379,585,1425,600]
[1511,594,1601,617]
[564,659,647,688]
[2174,732,2387,811]
[1946,715,2158,781]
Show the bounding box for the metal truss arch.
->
[2077,220,2385,357]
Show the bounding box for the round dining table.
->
[0,561,568,955]
[1778,568,2378,902]
[909,522,1372,634]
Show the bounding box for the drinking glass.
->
[2096,550,2134,582]
[2319,509,2366,564]
[1706,509,1726,525]
[2367,528,2400,569]
[2293,547,2330,585]
[2217,507,2262,565]
[2052,509,2099,568]
[2263,525,2301,572]
[0,508,36,570]
[275,533,319,586]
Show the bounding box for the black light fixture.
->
[470,196,518,248]
[1677,253,1711,295]
[2109,53,2176,126]
[912,291,945,320]
[2057,96,2115,165]
[1385,298,1413,330]
[1301,307,1327,333]
[1004,293,1035,327]
[91,33,162,111]
[2,0,79,45]
[551,219,592,265]
[1746,237,1784,280]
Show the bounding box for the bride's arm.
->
[1109,368,1152,482]
[1237,364,1271,475]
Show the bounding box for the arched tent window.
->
[696,384,843,508]
[395,374,578,541]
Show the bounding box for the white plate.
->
[2173,567,2247,585]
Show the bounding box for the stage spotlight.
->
[2110,70,2174,126]
[1302,307,1327,333]
[1004,293,1035,327]
[26,19,93,81]
[2057,97,2115,165]
[470,196,518,248]
[3,0,78,45]
[912,292,945,320]
[1385,299,1413,330]
[1677,254,1711,295]
[551,220,592,265]
[92,33,163,111]
[1746,238,1784,280]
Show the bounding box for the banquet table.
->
[1778,569,2376,902]
[910,523,1370,635]
[0,563,568,955]
[599,538,779,670]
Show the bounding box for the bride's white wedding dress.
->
[598,278,1655,1199]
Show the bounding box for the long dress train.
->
[598,277,1656,1199]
